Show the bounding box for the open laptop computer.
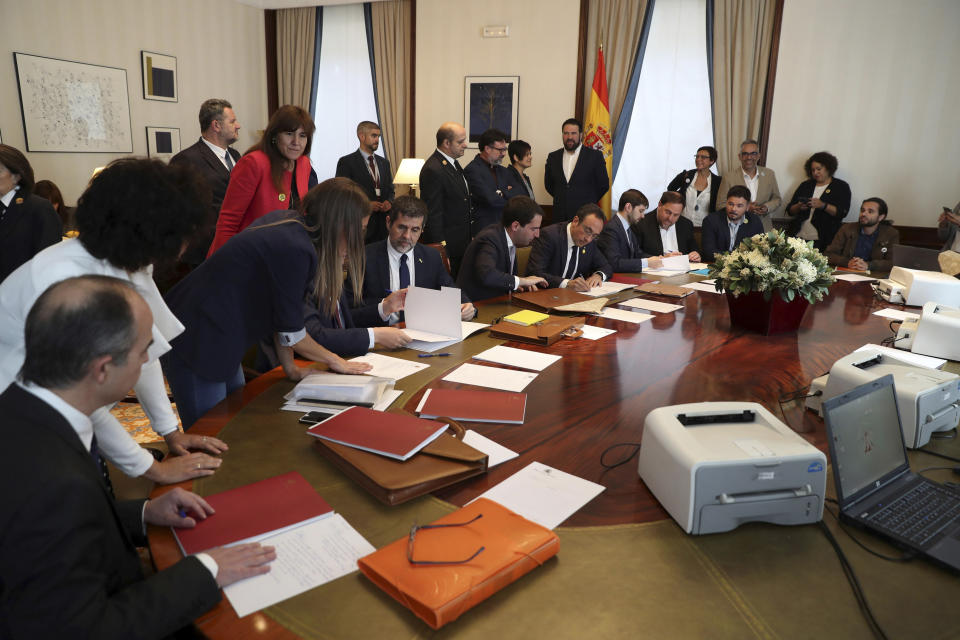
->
[893,244,942,272]
[823,374,960,571]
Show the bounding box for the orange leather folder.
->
[357,498,559,629]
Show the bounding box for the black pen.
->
[418,353,451,358]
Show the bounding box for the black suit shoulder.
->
[0,193,62,283]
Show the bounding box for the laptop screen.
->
[823,376,910,503]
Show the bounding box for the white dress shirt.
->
[742,169,760,203]
[0,239,183,477]
[359,149,381,197]
[201,137,233,171]
[683,174,712,226]
[563,144,583,182]
[659,223,680,253]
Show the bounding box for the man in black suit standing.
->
[335,121,395,243]
[598,189,666,273]
[527,203,612,291]
[701,185,765,262]
[463,128,514,235]
[543,118,609,223]
[457,196,548,302]
[635,191,702,263]
[170,99,242,265]
[0,275,275,638]
[420,122,472,276]
[350,195,475,326]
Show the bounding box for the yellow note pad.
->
[503,310,550,326]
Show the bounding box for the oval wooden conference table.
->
[148,275,960,640]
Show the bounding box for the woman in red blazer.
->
[207,105,317,256]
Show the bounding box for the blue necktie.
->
[399,253,410,290]
[729,222,738,251]
[565,246,579,279]
[224,151,234,171]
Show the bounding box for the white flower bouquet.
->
[707,230,835,304]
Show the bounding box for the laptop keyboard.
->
[866,482,960,546]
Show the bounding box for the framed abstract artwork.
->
[146,126,181,159]
[464,76,519,148]
[13,52,133,153]
[141,51,177,102]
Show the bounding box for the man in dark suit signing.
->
[543,118,609,223]
[350,195,475,326]
[0,275,275,639]
[598,188,665,273]
[420,122,472,276]
[701,185,765,262]
[335,121,395,244]
[635,191,702,263]
[170,98,242,265]
[463,128,515,235]
[457,196,548,302]
[528,203,613,291]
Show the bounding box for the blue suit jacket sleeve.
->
[598,219,645,272]
[303,292,370,356]
[700,214,724,262]
[527,225,564,288]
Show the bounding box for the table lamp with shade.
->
[393,158,425,198]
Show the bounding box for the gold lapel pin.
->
[279,193,286,202]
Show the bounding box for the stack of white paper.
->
[281,389,402,413]
[223,514,375,618]
[581,281,637,297]
[682,281,722,294]
[473,461,605,529]
[600,307,654,324]
[349,352,429,380]
[834,273,877,282]
[872,308,919,322]
[620,298,683,313]
[472,345,561,372]
[644,254,690,276]
[441,363,537,392]
[403,286,489,351]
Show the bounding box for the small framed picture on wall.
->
[464,76,519,148]
[141,51,177,102]
[146,127,181,159]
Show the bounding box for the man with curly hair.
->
[0,159,228,484]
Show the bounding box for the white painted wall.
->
[415,0,581,204]
[766,0,960,227]
[0,0,268,205]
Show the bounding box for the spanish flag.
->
[583,46,613,217]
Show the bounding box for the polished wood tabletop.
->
[149,276,906,639]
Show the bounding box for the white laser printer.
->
[895,302,960,362]
[638,402,826,535]
[821,348,960,449]
[876,266,960,306]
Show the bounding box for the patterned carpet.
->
[110,380,180,444]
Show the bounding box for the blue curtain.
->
[308,6,324,119]
[612,0,656,181]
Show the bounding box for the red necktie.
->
[367,156,379,189]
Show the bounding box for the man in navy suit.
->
[543,118,609,223]
[457,196,548,302]
[527,203,613,290]
[170,99,242,264]
[350,195,475,326]
[420,122,473,276]
[597,189,665,273]
[701,185,766,262]
[635,191,702,262]
[463,128,515,235]
[0,275,275,638]
[335,121,395,244]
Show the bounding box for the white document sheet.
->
[349,353,430,381]
[662,255,690,271]
[472,345,561,372]
[281,389,402,413]
[462,430,519,468]
[687,262,710,271]
[404,320,489,347]
[472,461,605,530]
[406,338,459,353]
[404,285,461,339]
[581,281,637,297]
[441,363,537,392]
[642,268,687,277]
[223,514,375,618]
[700,279,716,284]
[579,324,617,340]
[854,344,946,369]
[872,308,920,322]
[682,281,722,294]
[600,307,654,324]
[620,298,683,313]
[834,273,877,282]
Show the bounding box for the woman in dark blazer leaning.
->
[666,145,722,227]
[162,178,372,430]
[505,139,535,199]
[0,145,61,283]
[786,151,851,250]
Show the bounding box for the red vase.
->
[725,291,810,335]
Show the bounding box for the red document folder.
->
[173,471,332,555]
[306,406,448,461]
[358,498,559,629]
[415,388,527,424]
[610,275,654,286]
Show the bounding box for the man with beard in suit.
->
[543,118,609,223]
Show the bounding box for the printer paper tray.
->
[697,494,821,535]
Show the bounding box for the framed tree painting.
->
[464,76,519,148]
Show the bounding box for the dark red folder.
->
[610,275,654,286]
[416,388,527,424]
[306,407,448,461]
[173,471,332,555]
